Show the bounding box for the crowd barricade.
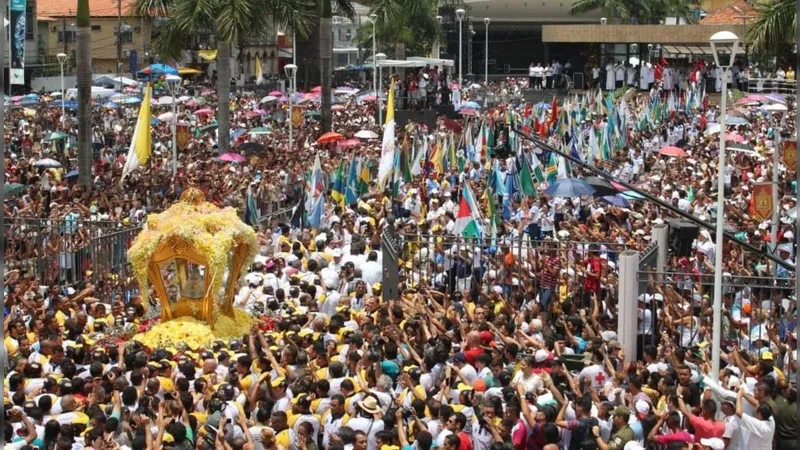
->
[634,269,793,363]
[397,233,628,308]
[743,78,797,95]
[87,225,144,296]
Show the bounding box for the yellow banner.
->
[197,50,218,61]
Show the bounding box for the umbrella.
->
[332,104,346,111]
[600,195,630,208]
[765,103,788,112]
[150,118,161,125]
[360,95,377,102]
[305,111,322,118]
[243,110,263,118]
[218,152,246,162]
[459,108,478,117]
[335,87,359,95]
[461,101,481,109]
[311,86,322,93]
[658,146,688,157]
[158,112,175,122]
[443,119,463,133]
[726,116,750,126]
[584,176,619,197]
[177,95,193,103]
[140,63,178,76]
[50,91,63,97]
[44,131,69,141]
[4,183,25,196]
[766,93,786,104]
[240,142,266,153]
[544,179,595,198]
[318,132,345,144]
[103,101,119,108]
[339,138,361,149]
[355,130,379,139]
[621,190,645,200]
[724,133,746,143]
[704,123,721,135]
[194,108,214,117]
[249,127,271,135]
[268,90,283,96]
[33,158,62,168]
[110,93,129,102]
[65,169,80,179]
[745,94,769,102]
[260,95,279,104]
[158,96,176,106]
[122,97,142,104]
[195,123,218,136]
[231,129,248,141]
[736,97,759,106]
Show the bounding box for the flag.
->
[255,55,264,85]
[377,81,396,190]
[430,138,444,174]
[331,160,346,207]
[588,125,600,163]
[453,183,482,238]
[411,136,426,176]
[289,188,306,228]
[357,157,371,195]
[345,157,359,205]
[121,84,153,182]
[518,157,537,197]
[486,188,500,226]
[307,154,324,210]
[244,186,259,226]
[307,195,324,230]
[530,151,546,183]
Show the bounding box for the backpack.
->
[568,417,598,450]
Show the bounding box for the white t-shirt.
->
[347,417,385,450]
[739,415,775,450]
[578,364,609,392]
[511,371,543,394]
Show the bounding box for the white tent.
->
[93,75,138,88]
[407,57,455,67]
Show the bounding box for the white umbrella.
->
[50,91,63,97]
[297,96,313,105]
[157,96,176,106]
[158,112,175,122]
[355,130,379,139]
[33,158,62,168]
[260,95,278,104]
[110,93,129,102]
[177,95,192,103]
[765,103,788,112]
[704,123,721,136]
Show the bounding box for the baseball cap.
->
[699,438,725,450]
[611,405,631,417]
[453,352,467,363]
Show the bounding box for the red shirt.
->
[457,431,473,450]
[583,257,601,293]
[688,414,725,441]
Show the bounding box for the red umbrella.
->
[361,95,377,102]
[724,133,746,143]
[339,139,361,149]
[194,108,214,117]
[317,132,344,144]
[658,146,687,157]
[443,119,463,133]
[459,108,478,116]
[311,86,322,93]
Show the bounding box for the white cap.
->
[699,438,725,450]
[623,442,645,450]
[601,330,617,342]
[784,230,794,240]
[534,349,550,363]
[634,399,650,415]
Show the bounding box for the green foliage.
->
[745,0,796,57]
[569,0,700,24]
[76,0,90,27]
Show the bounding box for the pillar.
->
[617,250,640,363]
[652,223,668,273]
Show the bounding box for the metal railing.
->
[398,233,628,306]
[743,78,797,95]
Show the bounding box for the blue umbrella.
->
[151,118,161,125]
[65,169,80,179]
[103,101,119,108]
[621,190,645,200]
[24,93,39,99]
[122,97,142,104]
[535,101,551,109]
[727,116,750,126]
[544,179,595,198]
[140,63,178,76]
[230,129,248,141]
[19,99,38,106]
[461,101,481,109]
[51,100,78,109]
[600,195,630,208]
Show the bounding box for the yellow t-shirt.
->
[5,336,19,356]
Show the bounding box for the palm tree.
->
[134,0,313,152]
[569,0,699,24]
[746,0,796,56]
[569,0,634,22]
[76,0,92,186]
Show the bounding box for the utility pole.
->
[63,15,67,54]
[117,0,122,79]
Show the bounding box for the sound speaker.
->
[667,219,699,257]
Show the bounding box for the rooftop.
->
[37,0,137,18]
[700,0,757,25]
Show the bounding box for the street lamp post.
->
[369,13,378,94]
[284,64,297,152]
[484,18,490,85]
[709,30,741,383]
[165,74,181,175]
[57,53,68,122]
[376,53,386,125]
[456,8,465,88]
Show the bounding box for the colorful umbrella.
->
[600,195,630,208]
[360,95,377,102]
[726,116,750,126]
[218,153,246,162]
[268,90,283,96]
[44,131,69,141]
[260,95,279,104]
[311,86,322,93]
[724,133,746,143]
[158,112,175,122]
[194,108,214,117]
[459,108,478,117]
[583,177,618,197]
[339,139,361,149]
[443,119,463,133]
[4,183,25,196]
[249,127,271,135]
[658,146,688,157]
[317,132,345,144]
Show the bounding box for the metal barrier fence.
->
[4,218,143,293]
[398,233,628,307]
[634,269,795,366]
[743,78,797,95]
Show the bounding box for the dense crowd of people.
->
[3,58,798,450]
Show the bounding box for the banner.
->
[751,182,773,222]
[9,0,26,85]
[292,105,303,128]
[197,50,218,61]
[783,140,797,172]
[176,123,190,150]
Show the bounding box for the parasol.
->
[600,195,631,208]
[360,95,377,102]
[4,183,25,196]
[194,108,214,117]
[355,130,379,139]
[339,139,361,149]
[33,158,62,168]
[218,153,246,162]
[158,112,175,122]
[44,131,69,141]
[240,142,266,153]
[268,90,283,96]
[157,96,176,106]
[260,95,279,104]
[658,146,688,157]
[544,179,595,198]
[583,176,619,197]
[459,108,478,117]
[726,116,750,126]
[318,132,345,144]
[65,169,80,179]
[765,103,788,112]
[249,127,271,135]
[443,119,463,133]
[724,133,746,143]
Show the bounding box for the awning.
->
[333,47,359,54]
[278,49,293,59]
[178,67,202,75]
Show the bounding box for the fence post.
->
[381,215,400,302]
[652,223,668,273]
[617,250,640,363]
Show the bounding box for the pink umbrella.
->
[332,104,346,111]
[269,90,283,96]
[10,96,23,101]
[200,89,214,96]
[745,94,768,102]
[184,100,198,108]
[339,139,361,149]
[217,152,246,162]
[311,86,322,93]
[194,108,214,117]
[724,133,746,143]
[658,146,687,157]
[244,110,262,118]
[361,95,377,102]
[459,108,478,116]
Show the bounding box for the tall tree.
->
[76,0,92,186]
[745,0,795,56]
[135,0,313,151]
[569,0,699,24]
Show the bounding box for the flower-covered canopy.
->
[128,188,257,324]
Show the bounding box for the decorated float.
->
[128,188,258,348]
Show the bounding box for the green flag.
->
[519,158,537,197]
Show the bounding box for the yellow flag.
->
[121,84,152,181]
[255,56,264,85]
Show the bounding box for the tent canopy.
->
[93,75,138,88]
[365,56,455,68]
[407,57,455,67]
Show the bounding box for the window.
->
[118,30,134,44]
[58,31,77,43]
[25,4,34,39]
[91,25,102,31]
[338,29,345,41]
